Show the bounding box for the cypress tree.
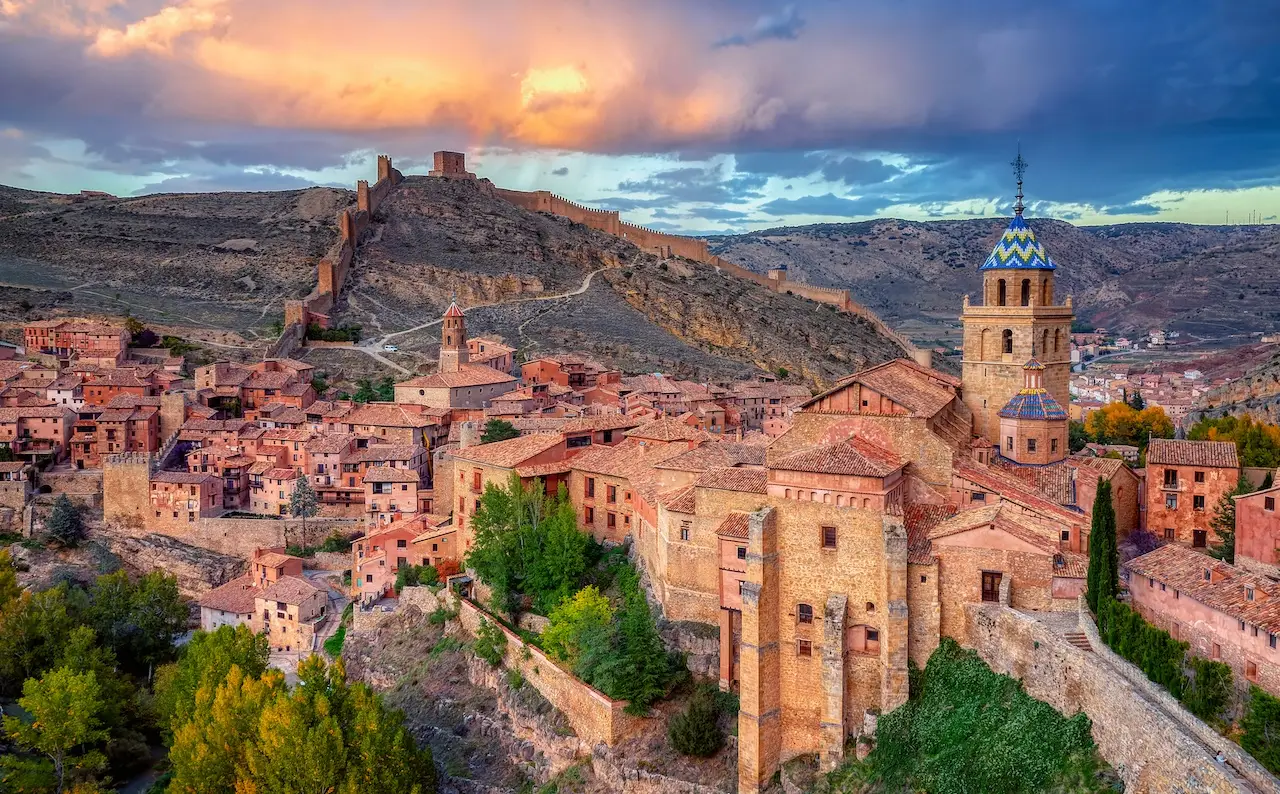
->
[1085,478,1117,612]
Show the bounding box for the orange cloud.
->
[90,0,229,56]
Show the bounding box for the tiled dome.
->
[998,387,1067,421]
[980,215,1056,270]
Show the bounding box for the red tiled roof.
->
[152,471,218,485]
[351,444,422,463]
[255,552,296,568]
[397,365,515,390]
[305,434,357,454]
[344,403,438,428]
[1125,544,1280,633]
[656,442,766,473]
[952,458,1083,525]
[802,358,958,417]
[1146,438,1239,469]
[258,575,323,604]
[263,467,298,480]
[625,417,704,442]
[694,466,768,494]
[717,512,750,539]
[197,575,260,614]
[452,434,563,468]
[773,437,902,477]
[514,461,573,478]
[559,414,645,434]
[362,466,420,484]
[661,485,696,513]
[903,503,957,564]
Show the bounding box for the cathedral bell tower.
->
[961,150,1074,441]
[439,300,470,374]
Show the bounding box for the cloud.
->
[132,169,334,194]
[714,4,805,48]
[550,166,569,176]
[90,0,231,57]
[759,193,894,218]
[615,164,767,205]
[1102,201,1161,216]
[819,157,901,186]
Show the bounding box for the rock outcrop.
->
[101,532,246,596]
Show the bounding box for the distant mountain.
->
[710,219,1280,339]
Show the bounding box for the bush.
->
[1097,598,1188,698]
[668,685,724,757]
[323,626,346,658]
[44,494,86,548]
[1241,686,1280,774]
[1182,656,1233,727]
[305,323,362,343]
[395,565,439,591]
[473,618,507,667]
[543,586,614,666]
[319,531,351,553]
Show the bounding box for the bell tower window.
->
[1020,279,1031,306]
[996,279,1007,306]
[1002,329,1013,354]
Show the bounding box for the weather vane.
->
[1011,145,1028,216]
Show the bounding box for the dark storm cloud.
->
[551,167,569,176]
[759,193,895,217]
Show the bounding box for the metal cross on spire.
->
[1011,145,1028,217]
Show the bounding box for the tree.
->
[1068,421,1090,454]
[1086,479,1117,613]
[3,667,109,794]
[0,549,21,610]
[1242,686,1280,775]
[88,570,187,679]
[1189,415,1280,468]
[1129,390,1145,410]
[374,377,395,402]
[290,477,321,550]
[1209,474,1251,564]
[472,617,507,667]
[353,379,377,404]
[1085,402,1174,450]
[122,315,145,342]
[480,419,520,444]
[609,565,670,715]
[0,444,14,462]
[668,685,724,757]
[45,494,86,548]
[0,584,81,696]
[153,624,271,732]
[543,586,615,665]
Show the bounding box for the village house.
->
[521,353,619,390]
[447,433,569,549]
[194,359,315,415]
[364,465,422,525]
[0,461,33,510]
[1235,481,1280,579]
[1145,438,1240,549]
[253,575,327,653]
[71,399,160,469]
[82,367,160,406]
[393,304,516,410]
[351,520,423,603]
[0,405,74,463]
[150,470,223,524]
[468,336,515,373]
[23,319,129,368]
[1126,543,1280,697]
[197,548,308,631]
[46,374,84,410]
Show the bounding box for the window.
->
[1159,582,1167,592]
[365,574,373,583]
[981,571,1002,603]
[1194,471,1205,483]
[821,526,837,549]
[680,521,691,541]
[848,624,880,654]
[585,477,595,498]
[1247,587,1255,601]
[971,492,987,502]
[1002,329,1013,354]
[798,603,813,624]
[606,485,617,503]
[1164,528,1174,540]
[1027,438,1037,453]
[1148,577,1154,588]
[1165,494,1178,510]
[1203,567,1211,581]
[1020,278,1031,306]
[1239,619,1247,631]
[397,539,407,548]
[1193,530,1207,548]
[796,639,812,657]
[1006,436,1014,452]
[606,512,616,529]
[997,279,1007,306]
[1051,438,1058,453]
[1266,497,1276,511]
[1271,634,1277,650]
[585,506,595,524]
[566,435,591,448]
[737,546,746,560]
[1060,530,1071,542]
[472,471,482,491]
[1193,494,1206,511]
[1247,661,1258,682]
[1163,469,1178,487]
[602,430,614,443]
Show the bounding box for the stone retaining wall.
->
[964,603,1278,794]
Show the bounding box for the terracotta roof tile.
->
[1147,438,1239,469]
[802,359,958,417]
[1125,544,1280,633]
[343,403,437,428]
[452,434,563,468]
[197,575,260,614]
[657,442,766,473]
[397,365,515,390]
[559,414,645,434]
[717,512,750,539]
[773,437,902,477]
[661,485,696,513]
[694,466,768,494]
[625,417,703,442]
[258,575,323,604]
[362,466,420,484]
[903,503,958,564]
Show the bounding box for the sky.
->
[2,0,1279,233]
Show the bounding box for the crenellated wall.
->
[492,185,925,363]
[277,156,403,358]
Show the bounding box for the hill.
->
[711,219,1280,342]
[0,179,910,385]
[1197,346,1280,422]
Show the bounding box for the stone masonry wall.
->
[964,602,1278,794]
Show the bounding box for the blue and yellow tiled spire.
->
[980,149,1057,271]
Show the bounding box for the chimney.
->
[459,421,480,449]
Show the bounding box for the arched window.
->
[1020,279,1031,306]
[1042,279,1051,305]
[1054,329,1061,352]
[1002,329,1013,354]
[1041,330,1049,357]
[785,488,791,499]
[836,494,845,506]
[980,329,991,359]
[866,601,876,613]
[996,279,1007,306]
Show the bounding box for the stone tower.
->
[439,301,470,374]
[961,154,1073,441]
[996,358,1069,465]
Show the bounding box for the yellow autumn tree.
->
[1085,402,1173,449]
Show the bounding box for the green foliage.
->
[153,624,271,733]
[168,655,436,794]
[480,419,521,444]
[1188,414,1280,468]
[1209,474,1252,564]
[320,530,352,553]
[395,564,439,591]
[1128,390,1146,410]
[1068,420,1090,454]
[465,474,591,618]
[1085,479,1118,612]
[86,570,187,678]
[542,586,614,665]
[45,494,85,548]
[311,374,329,394]
[306,323,363,343]
[473,618,507,667]
[1241,686,1280,774]
[352,376,395,404]
[324,626,347,658]
[775,367,789,379]
[0,444,14,462]
[3,666,109,794]
[1096,598,1188,698]
[0,549,21,610]
[159,335,197,356]
[1182,656,1233,727]
[668,685,724,757]
[853,639,1105,794]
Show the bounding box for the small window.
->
[821,526,837,549]
[1159,582,1166,592]
[1027,438,1037,453]
[1247,661,1258,682]
[1163,527,1174,540]
[796,639,812,657]
[1165,494,1178,510]
[920,575,927,583]
[1148,577,1154,588]
[1060,530,1070,542]
[606,485,617,503]
[680,521,691,542]
[1193,495,1205,511]
[1247,587,1255,601]
[797,603,813,624]
[606,512,616,529]
[1266,497,1276,511]
[1051,438,1058,453]
[1006,436,1014,452]
[1271,633,1277,649]
[397,539,407,548]
[1239,619,1247,632]
[1203,568,1211,581]
[1194,471,1205,483]
[737,546,746,560]
[1163,468,1178,487]
[585,506,595,523]
[971,491,987,502]
[585,477,595,497]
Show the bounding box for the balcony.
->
[1159,480,1186,492]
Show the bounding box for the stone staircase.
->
[1062,630,1093,652]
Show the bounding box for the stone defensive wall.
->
[353,583,645,747]
[492,187,926,363]
[274,155,403,359]
[964,600,1279,793]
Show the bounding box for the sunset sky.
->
[2,0,1278,232]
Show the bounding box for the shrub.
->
[319,531,351,553]
[435,559,462,580]
[323,626,346,658]
[1241,686,1280,774]
[1182,656,1233,727]
[542,586,614,666]
[668,685,724,757]
[1097,598,1188,698]
[473,618,507,667]
[45,494,86,548]
[395,564,439,591]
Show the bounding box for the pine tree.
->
[45,494,86,548]
[668,685,724,757]
[1086,478,1117,612]
[1129,390,1145,410]
[1209,474,1251,564]
[480,419,520,444]
[290,477,321,550]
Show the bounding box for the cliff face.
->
[1198,348,1280,422]
[711,219,1280,337]
[339,177,910,386]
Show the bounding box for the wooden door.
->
[981,571,1002,603]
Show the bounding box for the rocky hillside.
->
[1198,347,1280,422]
[711,219,1280,339]
[0,184,348,337]
[337,176,909,384]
